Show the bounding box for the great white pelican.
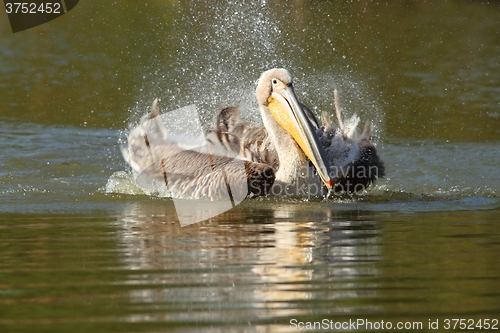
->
[122,68,384,199]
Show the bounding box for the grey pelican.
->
[122,68,384,199]
[205,68,384,195]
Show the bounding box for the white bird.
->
[122,68,384,199]
[205,68,384,195]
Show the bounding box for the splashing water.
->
[126,0,385,142]
[132,1,285,127]
[113,3,378,201]
[107,1,499,212]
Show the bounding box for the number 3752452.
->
[5,2,63,14]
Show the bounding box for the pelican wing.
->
[122,103,275,199]
[205,106,279,171]
[315,91,385,192]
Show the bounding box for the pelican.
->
[205,68,384,195]
[122,68,384,199]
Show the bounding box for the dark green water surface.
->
[1,1,499,332]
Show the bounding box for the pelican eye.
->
[272,78,278,85]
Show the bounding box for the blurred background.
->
[1,0,499,141]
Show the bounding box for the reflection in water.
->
[1,209,498,332]
[115,200,381,329]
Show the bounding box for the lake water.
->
[1,1,499,332]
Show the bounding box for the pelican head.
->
[256,68,334,189]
